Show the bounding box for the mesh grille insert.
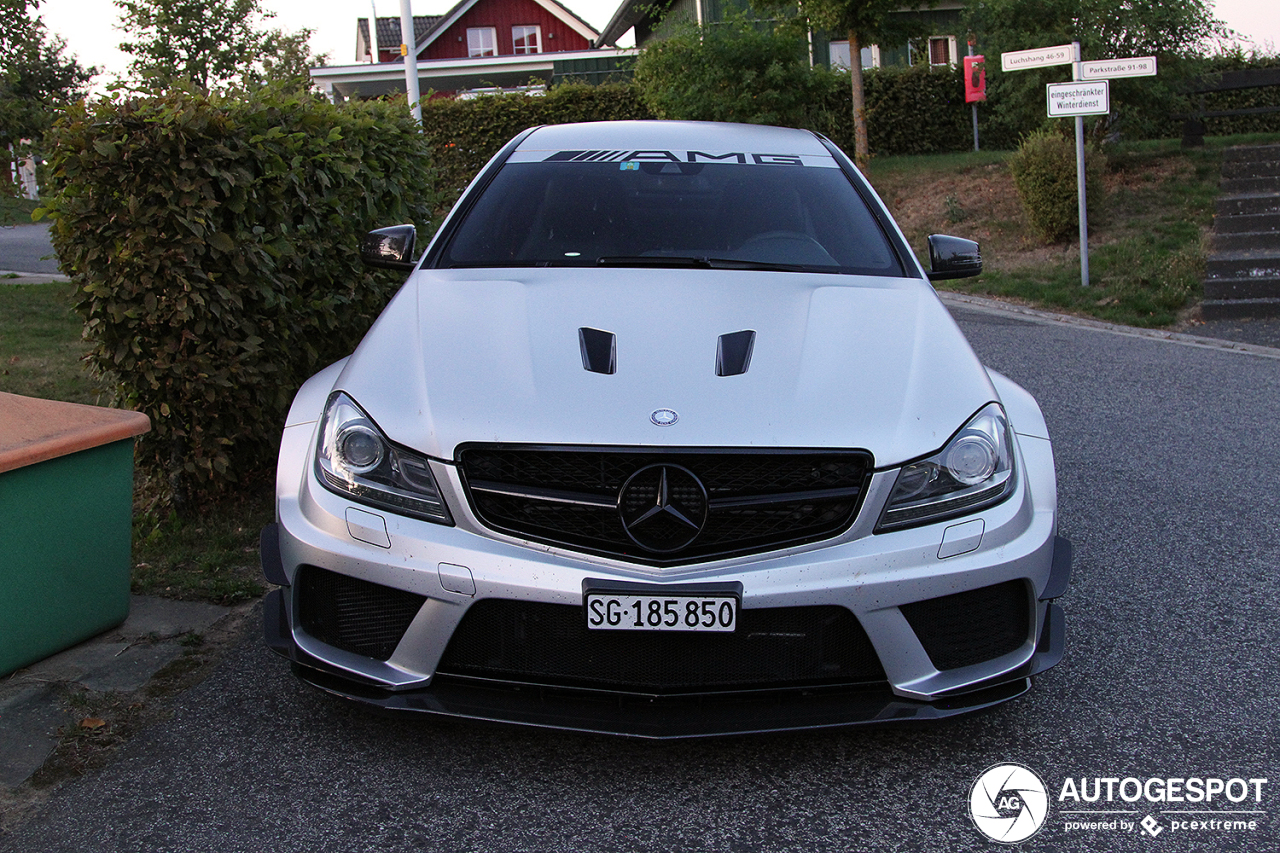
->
[458,446,871,565]
[297,566,426,661]
[900,580,1030,671]
[437,599,886,694]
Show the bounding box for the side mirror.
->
[360,224,418,271]
[925,234,982,281]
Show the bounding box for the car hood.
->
[335,268,997,468]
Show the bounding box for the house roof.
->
[596,0,651,47]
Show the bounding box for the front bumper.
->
[263,580,1066,738]
[261,411,1072,738]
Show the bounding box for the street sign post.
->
[1000,44,1160,288]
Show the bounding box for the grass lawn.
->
[870,132,1280,328]
[0,194,39,225]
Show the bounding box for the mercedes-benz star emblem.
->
[650,408,679,427]
[618,464,708,553]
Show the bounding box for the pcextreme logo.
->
[969,764,1270,844]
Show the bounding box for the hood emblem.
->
[650,408,679,427]
[618,464,708,552]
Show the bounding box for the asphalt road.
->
[3,304,1277,853]
[0,223,59,274]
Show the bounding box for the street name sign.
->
[1001,44,1074,72]
[1080,56,1157,80]
[1046,81,1110,117]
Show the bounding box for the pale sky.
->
[34,0,1280,90]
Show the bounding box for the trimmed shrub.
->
[40,86,436,507]
[803,64,973,159]
[1008,128,1106,244]
[422,83,652,213]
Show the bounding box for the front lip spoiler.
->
[292,664,1031,739]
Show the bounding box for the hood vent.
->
[578,327,616,375]
[716,330,756,377]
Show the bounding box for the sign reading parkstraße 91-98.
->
[1046,81,1110,117]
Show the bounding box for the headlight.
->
[876,403,1015,532]
[315,392,453,525]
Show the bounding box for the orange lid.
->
[0,392,151,474]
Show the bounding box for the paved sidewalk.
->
[0,596,246,790]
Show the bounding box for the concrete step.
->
[1203,276,1280,300]
[1217,193,1280,217]
[1213,212,1280,234]
[1205,250,1280,280]
[1221,158,1280,179]
[1201,297,1280,320]
[1210,230,1280,252]
[1221,176,1280,194]
[1223,144,1280,162]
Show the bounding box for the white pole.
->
[399,0,422,125]
[968,40,979,152]
[1073,41,1089,287]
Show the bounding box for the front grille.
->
[297,566,426,661]
[436,599,885,694]
[458,445,872,565]
[900,580,1030,671]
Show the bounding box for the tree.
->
[116,0,322,92]
[1,0,33,69]
[963,0,1230,145]
[754,0,934,173]
[0,1,94,153]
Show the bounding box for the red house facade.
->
[359,0,597,65]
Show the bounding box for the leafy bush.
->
[840,64,971,156]
[1008,128,1106,243]
[422,83,652,213]
[40,85,435,508]
[633,17,823,128]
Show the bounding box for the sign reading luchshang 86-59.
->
[1046,80,1110,117]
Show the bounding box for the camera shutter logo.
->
[970,764,1050,844]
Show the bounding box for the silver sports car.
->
[261,120,1071,738]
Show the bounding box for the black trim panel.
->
[259,523,288,586]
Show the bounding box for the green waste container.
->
[0,392,150,676]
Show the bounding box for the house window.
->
[512,25,541,54]
[928,36,955,67]
[827,41,879,70]
[468,27,497,57]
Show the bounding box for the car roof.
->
[515,121,832,158]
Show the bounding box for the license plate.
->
[585,593,737,632]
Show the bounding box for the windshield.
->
[440,157,905,276]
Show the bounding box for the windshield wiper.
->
[596,256,712,268]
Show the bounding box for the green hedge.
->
[40,86,436,507]
[421,83,652,213]
[814,64,972,157]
